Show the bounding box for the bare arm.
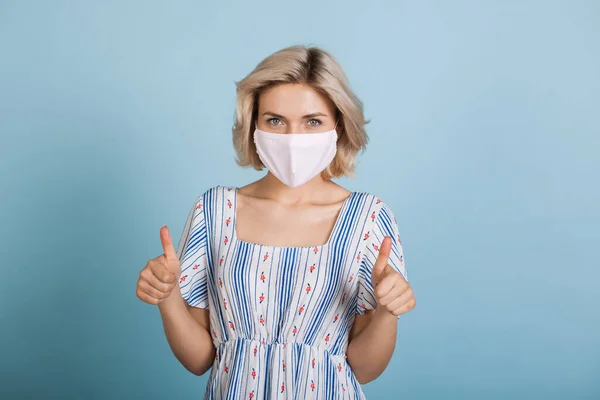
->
[346,236,416,384]
[137,225,215,376]
[347,309,398,384]
[158,291,215,376]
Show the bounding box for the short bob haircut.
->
[232,45,368,179]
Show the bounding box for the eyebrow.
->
[262,111,329,119]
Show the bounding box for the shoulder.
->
[201,184,235,197]
[351,190,391,214]
[351,190,400,227]
[193,185,237,203]
[183,185,236,219]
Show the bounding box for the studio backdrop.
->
[0,1,598,399]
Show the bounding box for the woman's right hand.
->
[136,226,182,305]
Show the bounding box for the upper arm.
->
[186,303,212,332]
[355,200,407,316]
[177,193,211,309]
[349,310,375,342]
[184,303,215,375]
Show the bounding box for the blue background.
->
[1,1,598,399]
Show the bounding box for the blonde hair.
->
[232,45,368,179]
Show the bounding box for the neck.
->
[257,172,333,205]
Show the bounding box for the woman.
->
[136,45,416,399]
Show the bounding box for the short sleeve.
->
[176,194,210,309]
[356,200,407,316]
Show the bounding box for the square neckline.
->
[230,186,355,250]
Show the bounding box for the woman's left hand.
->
[371,236,416,317]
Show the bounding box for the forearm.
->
[347,308,398,384]
[158,291,215,375]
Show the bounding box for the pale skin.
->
[135,83,416,383]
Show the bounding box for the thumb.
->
[371,236,392,285]
[160,225,179,267]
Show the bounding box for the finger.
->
[136,288,160,305]
[384,288,414,310]
[392,298,417,316]
[138,279,171,300]
[160,225,178,263]
[379,280,412,306]
[374,273,396,301]
[148,258,176,284]
[143,266,176,293]
[371,236,392,284]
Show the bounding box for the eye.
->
[307,119,322,127]
[267,118,282,126]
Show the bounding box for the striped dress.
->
[176,185,407,399]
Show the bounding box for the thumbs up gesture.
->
[136,226,182,305]
[371,236,416,317]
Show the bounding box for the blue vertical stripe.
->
[176,185,407,399]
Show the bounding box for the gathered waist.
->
[206,336,363,399]
[215,336,347,360]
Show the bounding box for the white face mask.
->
[253,123,338,188]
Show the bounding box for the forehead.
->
[258,83,336,116]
